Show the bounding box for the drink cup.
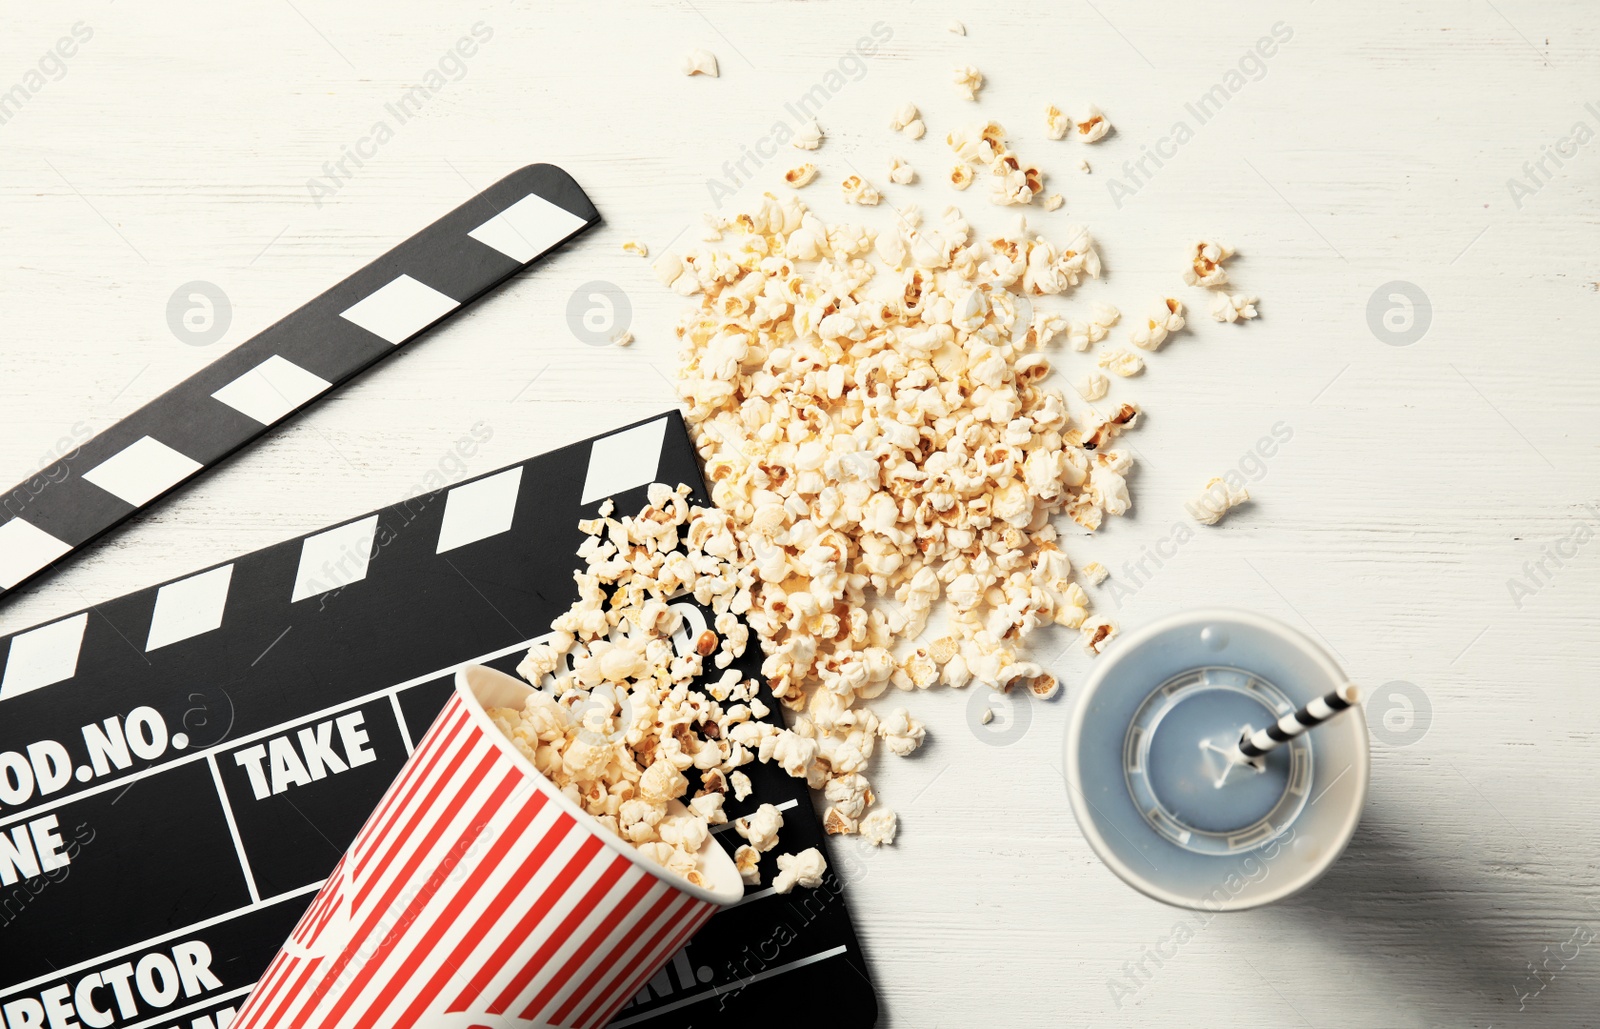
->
[232,664,743,1029]
[1064,609,1369,910]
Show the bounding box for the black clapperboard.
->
[0,164,876,1028]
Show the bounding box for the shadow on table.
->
[1265,806,1600,1027]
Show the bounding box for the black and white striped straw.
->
[1234,683,1361,763]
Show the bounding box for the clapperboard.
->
[0,161,876,1028]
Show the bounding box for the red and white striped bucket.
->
[232,664,743,1029]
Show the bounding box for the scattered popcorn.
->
[635,74,1280,845]
[682,49,718,77]
[1074,104,1111,142]
[1210,292,1259,323]
[858,809,897,846]
[622,240,649,258]
[1067,303,1120,350]
[1076,372,1109,400]
[1182,239,1234,287]
[734,844,761,885]
[793,119,825,150]
[730,770,753,801]
[824,806,858,835]
[888,157,917,185]
[1130,297,1186,350]
[784,163,818,188]
[842,175,882,205]
[735,802,785,853]
[772,848,828,893]
[1098,349,1144,377]
[1188,476,1250,525]
[878,708,926,756]
[948,20,966,35]
[662,188,1134,827]
[1045,105,1071,141]
[980,707,994,725]
[1081,617,1118,654]
[947,122,1045,206]
[953,64,984,101]
[825,774,873,821]
[612,330,634,347]
[1029,673,1061,700]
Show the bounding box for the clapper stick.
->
[0,163,598,602]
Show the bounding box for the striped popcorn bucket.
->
[232,664,744,1029]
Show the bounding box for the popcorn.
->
[1130,297,1185,350]
[621,240,649,258]
[1076,372,1109,400]
[841,175,882,205]
[1074,104,1110,142]
[824,773,873,820]
[1098,349,1144,377]
[1210,292,1259,323]
[1067,303,1119,351]
[947,122,1046,207]
[858,809,897,846]
[904,119,927,140]
[772,848,827,893]
[1029,674,1061,700]
[948,20,966,35]
[1045,105,1071,141]
[489,484,832,888]
[890,102,920,133]
[1182,239,1234,287]
[793,119,825,150]
[613,330,634,347]
[888,157,917,185]
[763,729,820,778]
[877,708,926,756]
[979,707,994,725]
[784,164,818,188]
[823,806,858,835]
[734,844,761,884]
[1188,476,1250,525]
[1081,617,1118,654]
[663,190,1131,831]
[1082,561,1108,585]
[735,802,785,852]
[950,164,975,190]
[1043,194,1064,211]
[953,64,984,100]
[682,49,719,77]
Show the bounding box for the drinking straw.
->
[1232,683,1361,765]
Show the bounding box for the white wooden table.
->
[3,2,1597,1025]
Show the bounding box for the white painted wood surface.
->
[3,2,1598,1025]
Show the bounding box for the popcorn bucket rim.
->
[453,663,745,907]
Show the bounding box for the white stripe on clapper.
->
[712,797,798,833]
[608,946,850,1027]
[206,752,261,904]
[388,692,415,755]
